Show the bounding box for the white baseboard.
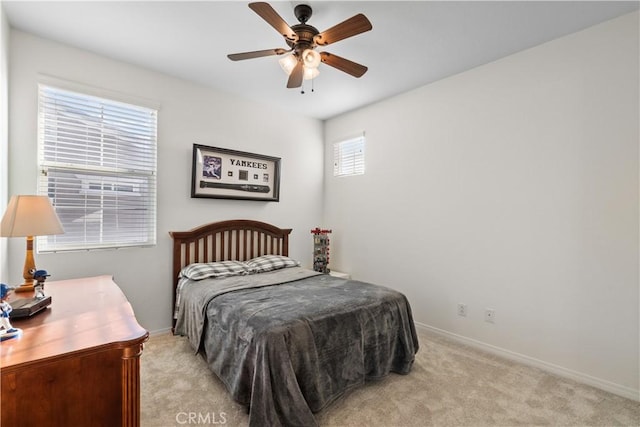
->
[148,327,172,336]
[414,321,639,402]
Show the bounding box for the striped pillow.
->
[245,255,300,273]
[180,260,251,280]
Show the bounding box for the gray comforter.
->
[174,267,419,427]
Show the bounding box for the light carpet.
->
[140,329,639,426]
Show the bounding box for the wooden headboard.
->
[169,219,292,322]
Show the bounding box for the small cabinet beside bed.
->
[170,219,419,427]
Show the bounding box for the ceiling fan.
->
[228,2,373,89]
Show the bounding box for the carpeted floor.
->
[140,329,640,426]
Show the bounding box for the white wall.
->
[324,12,639,398]
[0,4,8,283]
[7,30,324,332]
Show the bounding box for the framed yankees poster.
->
[191,144,281,202]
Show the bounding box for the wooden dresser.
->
[0,275,149,427]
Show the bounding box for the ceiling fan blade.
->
[249,2,298,43]
[228,48,289,61]
[320,52,368,78]
[287,61,304,88]
[314,14,372,46]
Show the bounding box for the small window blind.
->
[37,84,158,252]
[333,135,365,177]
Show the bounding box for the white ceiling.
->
[4,1,638,120]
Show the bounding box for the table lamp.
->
[0,195,64,292]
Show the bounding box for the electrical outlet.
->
[457,303,467,317]
[485,308,495,323]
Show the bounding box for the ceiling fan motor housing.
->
[287,4,318,57]
[287,23,319,55]
[294,4,313,23]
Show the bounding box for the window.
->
[37,84,157,252]
[333,135,365,177]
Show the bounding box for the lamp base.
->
[14,283,35,293]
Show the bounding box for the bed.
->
[170,219,419,427]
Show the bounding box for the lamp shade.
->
[1,195,64,237]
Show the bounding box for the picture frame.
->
[191,144,281,202]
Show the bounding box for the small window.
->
[333,135,365,177]
[37,84,158,252]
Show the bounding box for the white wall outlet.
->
[457,303,467,317]
[485,308,495,323]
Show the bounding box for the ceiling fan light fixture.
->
[278,53,298,75]
[303,67,319,80]
[229,2,372,89]
[302,49,321,69]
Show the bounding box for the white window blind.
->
[37,84,157,252]
[333,135,365,177]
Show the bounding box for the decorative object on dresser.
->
[0,284,21,341]
[0,275,149,427]
[5,268,53,320]
[310,227,331,273]
[31,268,50,298]
[0,195,64,292]
[8,294,52,319]
[170,219,419,427]
[191,144,281,202]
